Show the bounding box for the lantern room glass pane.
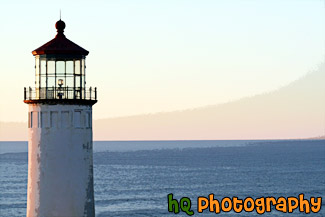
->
[56,61,65,75]
[82,75,85,87]
[75,76,81,88]
[48,61,55,75]
[40,60,46,75]
[75,60,80,75]
[41,75,46,89]
[48,77,55,88]
[81,59,85,75]
[66,76,73,88]
[66,61,73,75]
[40,60,46,88]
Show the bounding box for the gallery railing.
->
[24,87,97,101]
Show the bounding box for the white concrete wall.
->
[26,104,95,217]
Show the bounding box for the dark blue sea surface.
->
[0,140,324,216]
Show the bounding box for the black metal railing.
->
[24,87,97,101]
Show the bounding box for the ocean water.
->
[0,140,324,217]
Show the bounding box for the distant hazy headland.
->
[1,66,324,141]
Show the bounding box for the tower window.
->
[40,112,49,128]
[85,112,91,128]
[74,111,82,128]
[50,111,58,128]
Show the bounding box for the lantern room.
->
[24,19,96,103]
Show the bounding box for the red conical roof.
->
[32,20,89,56]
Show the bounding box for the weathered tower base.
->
[26,103,95,217]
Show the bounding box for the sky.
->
[0,0,324,123]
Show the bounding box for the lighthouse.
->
[24,19,97,217]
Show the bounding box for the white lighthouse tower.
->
[24,19,97,217]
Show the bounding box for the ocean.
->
[0,140,324,216]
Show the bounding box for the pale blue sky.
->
[0,0,324,122]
